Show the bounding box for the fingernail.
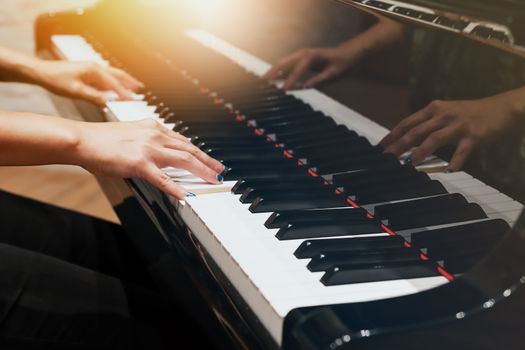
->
[186,192,196,197]
[445,168,454,174]
[405,157,413,164]
[217,174,224,182]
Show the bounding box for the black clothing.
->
[0,190,206,349]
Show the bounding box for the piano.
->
[35,1,525,349]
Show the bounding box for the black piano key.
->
[232,95,299,109]
[308,248,421,272]
[253,111,326,126]
[244,104,312,118]
[374,193,468,219]
[313,154,400,175]
[241,187,335,204]
[220,157,296,167]
[207,149,284,161]
[261,118,336,135]
[183,128,254,138]
[201,143,278,153]
[321,261,439,285]
[332,164,416,185]
[411,219,510,248]
[173,121,242,132]
[356,180,447,204]
[265,207,367,228]
[425,235,498,262]
[232,177,324,195]
[178,125,248,135]
[165,110,233,123]
[275,220,384,240]
[287,133,361,152]
[387,203,487,231]
[442,252,486,274]
[249,195,348,213]
[270,124,344,140]
[240,101,308,115]
[191,135,265,144]
[292,139,377,159]
[294,236,405,259]
[223,167,309,181]
[278,125,356,144]
[339,172,430,195]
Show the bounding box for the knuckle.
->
[157,174,172,190]
[177,151,193,164]
[429,99,443,110]
[141,119,159,128]
[400,134,413,145]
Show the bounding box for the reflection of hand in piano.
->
[380,88,525,171]
[263,16,403,90]
[263,46,356,90]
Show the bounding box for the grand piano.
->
[35,1,525,348]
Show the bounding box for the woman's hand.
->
[380,91,525,171]
[263,46,358,91]
[76,119,225,199]
[34,61,143,106]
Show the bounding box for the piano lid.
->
[335,0,525,58]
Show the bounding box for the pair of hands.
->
[31,59,224,199]
[264,47,523,171]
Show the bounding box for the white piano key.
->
[52,35,109,66]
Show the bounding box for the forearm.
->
[339,16,405,62]
[0,112,82,166]
[0,47,46,84]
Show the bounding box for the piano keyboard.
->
[51,31,523,344]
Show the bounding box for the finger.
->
[409,126,460,164]
[90,68,132,101]
[283,57,313,90]
[447,139,474,171]
[143,164,187,199]
[380,105,434,149]
[163,137,225,174]
[158,150,222,184]
[108,66,144,90]
[383,117,446,157]
[263,52,302,80]
[304,67,338,88]
[162,127,192,144]
[76,83,107,106]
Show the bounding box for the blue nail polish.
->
[445,168,454,174]
[405,157,413,164]
[217,174,224,182]
[186,192,196,197]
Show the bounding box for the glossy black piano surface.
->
[35,1,525,349]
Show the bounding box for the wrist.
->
[22,59,53,87]
[9,54,47,85]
